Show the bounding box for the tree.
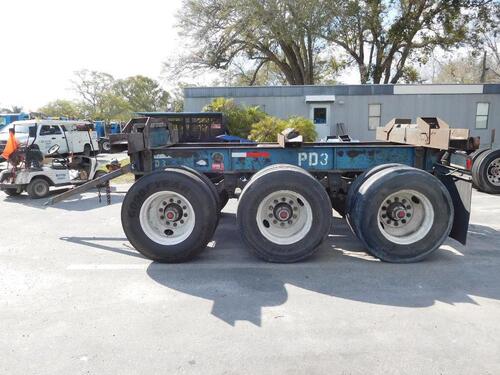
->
[114,75,170,112]
[71,71,173,121]
[38,100,84,119]
[72,70,115,118]
[176,0,333,85]
[175,0,493,85]
[434,53,483,83]
[323,0,492,84]
[0,105,23,113]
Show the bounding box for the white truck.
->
[0,119,99,157]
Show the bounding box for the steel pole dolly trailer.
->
[48,116,479,265]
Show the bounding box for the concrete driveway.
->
[1,186,500,374]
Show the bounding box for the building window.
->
[313,107,327,125]
[368,104,381,130]
[476,102,489,129]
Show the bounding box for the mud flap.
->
[435,166,472,245]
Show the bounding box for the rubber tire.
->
[237,165,332,263]
[27,178,50,199]
[165,166,222,212]
[121,169,218,263]
[472,149,500,194]
[4,188,21,196]
[470,148,489,165]
[351,166,454,263]
[100,140,111,153]
[346,163,409,236]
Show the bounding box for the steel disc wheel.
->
[139,191,195,246]
[237,165,332,263]
[377,189,434,245]
[351,166,453,263]
[486,157,500,186]
[122,169,218,262]
[256,190,313,245]
[472,149,500,194]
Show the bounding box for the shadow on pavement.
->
[146,215,500,326]
[2,186,126,211]
[60,236,145,259]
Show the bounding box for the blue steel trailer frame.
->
[146,142,436,174]
[127,137,472,246]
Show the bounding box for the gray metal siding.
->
[184,87,500,147]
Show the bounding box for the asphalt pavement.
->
[1,185,500,374]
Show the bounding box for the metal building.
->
[184,84,500,146]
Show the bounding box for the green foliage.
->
[249,116,317,142]
[114,75,170,112]
[203,97,266,138]
[39,70,175,122]
[284,116,317,142]
[248,116,287,142]
[38,100,84,119]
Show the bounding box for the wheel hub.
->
[380,197,414,227]
[274,203,292,222]
[377,189,434,245]
[163,203,183,222]
[487,158,500,186]
[257,190,313,245]
[139,191,195,246]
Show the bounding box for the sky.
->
[0,0,184,111]
[0,0,362,112]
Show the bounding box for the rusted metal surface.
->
[376,117,480,151]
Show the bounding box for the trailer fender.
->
[435,167,472,245]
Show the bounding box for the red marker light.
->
[466,158,473,170]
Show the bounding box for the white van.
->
[0,119,99,156]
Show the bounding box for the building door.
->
[310,105,330,140]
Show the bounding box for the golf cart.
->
[0,144,106,199]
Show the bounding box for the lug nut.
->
[162,201,167,206]
[273,220,278,224]
[180,220,184,224]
